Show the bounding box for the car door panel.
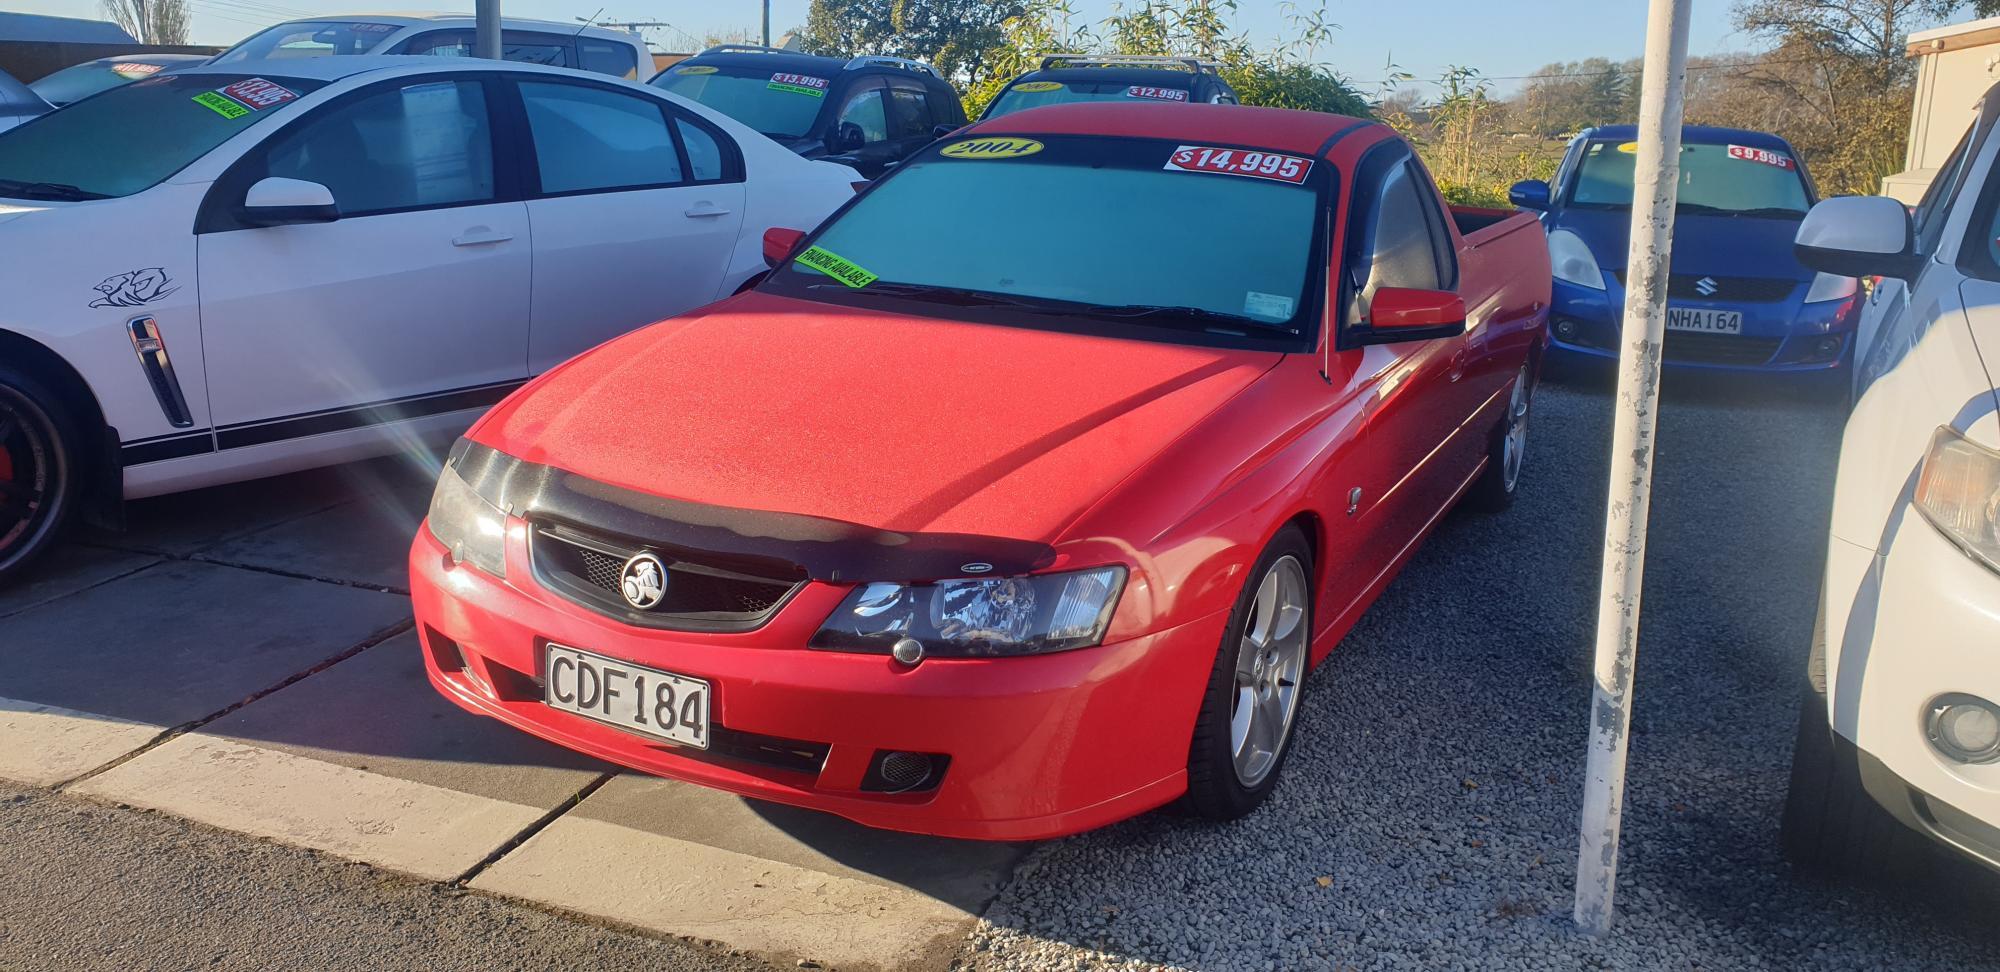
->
[514,78,748,372]
[195,76,530,429]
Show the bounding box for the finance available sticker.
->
[795,245,878,288]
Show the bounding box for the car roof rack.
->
[844,54,942,78]
[1037,53,1217,74]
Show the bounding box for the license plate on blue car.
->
[1665,307,1743,334]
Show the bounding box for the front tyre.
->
[0,364,83,586]
[1468,362,1533,513]
[1184,526,1313,820]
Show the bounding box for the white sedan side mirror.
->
[241,176,339,227]
[1795,195,1920,281]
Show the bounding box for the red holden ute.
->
[410,103,1551,840]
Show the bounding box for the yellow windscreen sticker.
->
[939,137,1045,159]
[677,64,718,74]
[1616,141,1638,153]
[1011,80,1063,92]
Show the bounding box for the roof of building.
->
[0,12,138,44]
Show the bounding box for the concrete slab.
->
[81,471,349,557]
[471,814,975,971]
[0,698,161,786]
[0,545,159,620]
[0,560,409,727]
[72,734,549,882]
[566,775,1026,912]
[194,630,611,807]
[197,488,431,592]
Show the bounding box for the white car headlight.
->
[1804,271,1858,304]
[810,566,1126,657]
[1915,425,2000,575]
[1549,229,1605,290]
[425,464,508,577]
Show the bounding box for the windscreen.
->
[768,136,1323,347]
[985,79,1193,118]
[213,20,401,61]
[1570,139,1811,216]
[0,74,325,200]
[651,64,826,138]
[30,60,170,106]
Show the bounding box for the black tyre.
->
[1184,525,1313,821]
[1467,361,1533,513]
[0,364,84,586]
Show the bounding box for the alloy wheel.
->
[0,394,56,568]
[1229,554,1309,787]
[1501,364,1531,492]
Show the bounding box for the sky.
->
[15,0,1758,93]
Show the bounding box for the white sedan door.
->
[196,76,531,433]
[513,77,747,372]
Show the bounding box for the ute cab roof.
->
[970,101,1378,157]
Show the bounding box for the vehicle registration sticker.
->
[1164,145,1312,185]
[544,643,710,749]
[1127,85,1188,101]
[1665,307,1743,334]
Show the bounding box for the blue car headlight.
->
[810,566,1127,657]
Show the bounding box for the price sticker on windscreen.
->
[769,73,830,97]
[217,78,298,111]
[1127,85,1189,101]
[1727,144,1794,169]
[1164,145,1312,185]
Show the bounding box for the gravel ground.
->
[0,784,776,972]
[966,375,2000,971]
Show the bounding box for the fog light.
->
[1811,335,1843,361]
[1554,318,1578,340]
[862,749,947,793]
[1927,694,2000,764]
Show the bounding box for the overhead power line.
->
[1354,54,1829,87]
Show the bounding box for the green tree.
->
[798,0,1029,84]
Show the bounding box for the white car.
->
[1783,83,2000,878]
[213,14,653,80]
[0,57,857,582]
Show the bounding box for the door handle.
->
[453,227,514,246]
[684,205,733,218]
[1448,348,1468,382]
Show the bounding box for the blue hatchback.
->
[1510,125,1858,374]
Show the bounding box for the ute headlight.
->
[1914,425,2000,575]
[811,566,1126,657]
[1548,229,1606,290]
[425,464,507,577]
[1804,271,1858,303]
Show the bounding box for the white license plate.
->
[1666,307,1743,334]
[543,644,710,749]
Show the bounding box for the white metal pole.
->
[1573,0,1693,937]
[475,0,502,61]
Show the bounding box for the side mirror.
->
[830,121,866,153]
[1352,287,1467,345]
[1508,179,1551,211]
[1796,196,1921,281]
[240,176,338,227]
[762,226,807,269]
[929,122,959,140]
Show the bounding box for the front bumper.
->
[1827,510,2000,870]
[1548,277,1853,373]
[409,524,1226,841]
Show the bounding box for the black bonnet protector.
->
[449,440,1059,584]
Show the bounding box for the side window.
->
[1346,157,1441,324]
[395,30,569,67]
[395,29,475,57]
[886,83,931,139]
[674,117,728,182]
[520,81,683,194]
[262,79,495,217]
[1916,121,1975,255]
[927,86,964,125]
[1404,160,1458,289]
[837,85,890,144]
[579,39,639,79]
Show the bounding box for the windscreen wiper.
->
[813,280,1045,309]
[0,179,107,201]
[1090,303,1288,332]
[1726,206,1808,218]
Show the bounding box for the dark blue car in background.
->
[1510,125,1859,374]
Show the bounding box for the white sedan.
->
[0,57,858,582]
